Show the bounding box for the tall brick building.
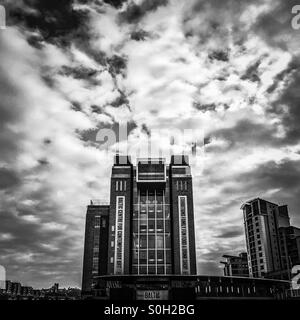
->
[82,155,197,293]
[81,201,109,293]
[107,154,197,276]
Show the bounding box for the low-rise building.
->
[220,253,249,277]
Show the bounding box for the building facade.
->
[107,155,197,276]
[277,226,300,279]
[81,201,109,293]
[97,274,289,300]
[82,155,197,293]
[220,253,249,277]
[241,198,284,278]
[242,198,300,280]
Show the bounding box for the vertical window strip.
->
[92,224,100,274]
[94,216,101,228]
[163,189,167,275]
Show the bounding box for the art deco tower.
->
[107,155,197,275]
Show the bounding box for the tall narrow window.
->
[93,233,100,249]
[92,258,99,274]
[94,216,101,228]
[116,181,119,191]
[92,226,100,274]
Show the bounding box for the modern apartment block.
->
[241,198,285,278]
[220,253,249,277]
[107,155,197,276]
[81,201,109,293]
[242,198,300,280]
[279,226,300,273]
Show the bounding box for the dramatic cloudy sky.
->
[0,0,300,288]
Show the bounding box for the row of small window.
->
[231,265,248,269]
[132,220,170,233]
[246,213,261,222]
[137,204,168,210]
[247,221,260,231]
[249,245,262,255]
[248,232,261,240]
[115,180,127,191]
[94,216,106,228]
[132,249,171,263]
[131,265,172,275]
[138,205,165,211]
[93,233,100,247]
[249,238,261,246]
[139,192,164,200]
[176,180,188,191]
[92,258,99,273]
[138,198,165,205]
[196,285,262,295]
[251,264,265,272]
[248,228,261,236]
[132,257,171,265]
[93,251,100,258]
[250,255,264,263]
[134,203,169,209]
[132,235,171,249]
[133,211,170,219]
[133,228,169,234]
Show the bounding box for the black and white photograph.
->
[0,0,300,314]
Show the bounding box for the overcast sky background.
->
[0,0,300,288]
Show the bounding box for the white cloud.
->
[1,0,300,285]
[0,233,15,241]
